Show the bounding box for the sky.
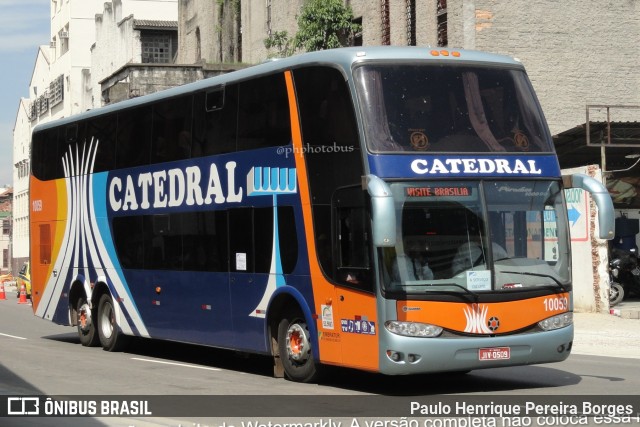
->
[0,0,51,187]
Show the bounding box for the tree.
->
[264,30,294,58]
[264,0,361,57]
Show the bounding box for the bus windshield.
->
[354,64,552,153]
[381,180,570,294]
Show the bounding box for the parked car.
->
[16,262,31,299]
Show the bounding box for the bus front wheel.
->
[277,312,320,383]
[76,296,99,347]
[97,294,129,352]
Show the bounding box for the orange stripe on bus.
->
[397,293,571,333]
[29,177,65,312]
[284,71,380,372]
[284,71,343,366]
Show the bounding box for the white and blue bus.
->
[30,47,614,382]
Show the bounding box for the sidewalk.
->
[572,298,640,359]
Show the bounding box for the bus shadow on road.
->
[42,332,275,378]
[320,364,584,395]
[42,332,584,394]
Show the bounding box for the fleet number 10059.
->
[32,200,43,212]
[543,296,568,311]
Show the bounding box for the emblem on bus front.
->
[513,130,530,151]
[409,131,429,151]
[463,304,494,334]
[487,316,500,332]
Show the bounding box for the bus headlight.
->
[385,321,443,337]
[538,312,573,331]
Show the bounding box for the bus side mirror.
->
[365,175,396,247]
[563,173,615,240]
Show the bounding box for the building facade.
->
[12,0,178,274]
[92,0,179,106]
[177,0,241,64]
[0,188,12,275]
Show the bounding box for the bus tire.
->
[277,312,320,383]
[76,296,99,347]
[97,294,129,352]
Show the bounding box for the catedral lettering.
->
[410,158,542,175]
[109,161,243,212]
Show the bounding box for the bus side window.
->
[112,216,145,269]
[32,128,61,181]
[63,123,84,177]
[182,211,228,272]
[227,207,298,275]
[193,86,238,156]
[87,114,117,173]
[253,206,299,275]
[228,208,254,273]
[151,95,193,163]
[294,66,364,282]
[237,73,291,151]
[116,105,152,169]
[333,187,373,292]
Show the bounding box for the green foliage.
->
[294,0,361,52]
[264,30,294,58]
[263,0,361,57]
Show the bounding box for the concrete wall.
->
[101,64,204,104]
[459,0,640,135]
[563,165,610,313]
[240,0,304,64]
[178,0,239,64]
[232,0,640,130]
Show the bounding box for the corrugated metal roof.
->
[554,121,640,170]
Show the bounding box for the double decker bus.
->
[29,47,614,382]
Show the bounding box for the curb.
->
[609,305,640,320]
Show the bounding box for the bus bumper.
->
[377,325,573,375]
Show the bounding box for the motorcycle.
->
[609,255,625,307]
[609,247,640,306]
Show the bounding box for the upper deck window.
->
[354,64,553,154]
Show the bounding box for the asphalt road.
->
[1,295,640,427]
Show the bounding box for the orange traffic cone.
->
[18,284,28,304]
[0,282,6,300]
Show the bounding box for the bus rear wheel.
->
[277,312,320,383]
[97,294,129,352]
[76,296,99,347]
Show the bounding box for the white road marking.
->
[0,332,27,340]
[131,357,222,371]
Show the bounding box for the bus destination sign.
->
[405,186,472,198]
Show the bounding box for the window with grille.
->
[141,33,173,63]
[29,102,38,121]
[49,74,64,108]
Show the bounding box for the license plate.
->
[479,347,511,361]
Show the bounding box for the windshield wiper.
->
[415,283,480,303]
[499,270,568,293]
